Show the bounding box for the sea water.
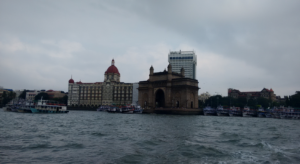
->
[0,109,299,164]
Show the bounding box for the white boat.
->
[243,106,257,117]
[228,106,242,117]
[203,106,217,116]
[30,99,69,114]
[133,105,143,114]
[216,105,229,116]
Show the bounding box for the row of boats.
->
[97,105,143,114]
[203,105,300,119]
[3,98,69,113]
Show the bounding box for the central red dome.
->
[69,78,74,83]
[105,65,120,75]
[105,59,120,75]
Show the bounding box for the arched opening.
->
[143,93,148,108]
[191,101,193,108]
[155,89,165,108]
[176,101,179,108]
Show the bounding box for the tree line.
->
[1,90,68,106]
[198,92,300,109]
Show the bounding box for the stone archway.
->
[155,89,165,107]
[142,93,148,108]
[190,93,195,109]
[175,92,181,108]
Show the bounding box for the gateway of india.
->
[138,64,200,114]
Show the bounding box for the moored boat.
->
[228,106,242,117]
[133,105,143,114]
[257,107,268,118]
[107,107,118,113]
[243,106,257,117]
[121,106,134,114]
[203,106,217,116]
[216,105,229,116]
[30,99,69,113]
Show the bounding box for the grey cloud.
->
[0,0,299,97]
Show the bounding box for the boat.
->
[228,106,242,117]
[30,99,69,113]
[106,107,118,113]
[216,105,229,116]
[97,105,110,111]
[17,105,34,113]
[257,107,268,118]
[133,105,143,114]
[203,106,217,116]
[11,104,20,112]
[4,104,13,111]
[243,106,257,117]
[120,106,134,114]
[17,100,34,113]
[280,107,299,119]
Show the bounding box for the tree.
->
[288,93,300,108]
[2,91,16,106]
[52,95,68,104]
[19,90,28,99]
[34,92,50,101]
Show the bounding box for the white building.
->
[26,90,41,100]
[168,50,197,79]
[199,92,211,102]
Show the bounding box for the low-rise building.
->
[228,88,276,101]
[26,90,40,100]
[46,90,67,99]
[199,92,211,102]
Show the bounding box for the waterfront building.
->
[25,90,66,100]
[26,90,40,100]
[199,92,211,102]
[138,64,200,114]
[168,50,197,79]
[228,88,276,101]
[45,90,67,99]
[68,59,134,107]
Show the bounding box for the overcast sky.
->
[0,0,299,97]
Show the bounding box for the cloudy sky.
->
[0,0,299,97]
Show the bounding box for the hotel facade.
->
[68,59,136,107]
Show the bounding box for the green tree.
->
[2,91,16,106]
[288,93,300,107]
[52,95,68,105]
[34,92,50,101]
[19,90,28,99]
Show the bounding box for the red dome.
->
[105,65,120,75]
[69,78,74,83]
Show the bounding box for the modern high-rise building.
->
[168,50,197,79]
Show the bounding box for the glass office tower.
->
[168,50,197,79]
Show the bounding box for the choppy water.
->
[0,109,300,164]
